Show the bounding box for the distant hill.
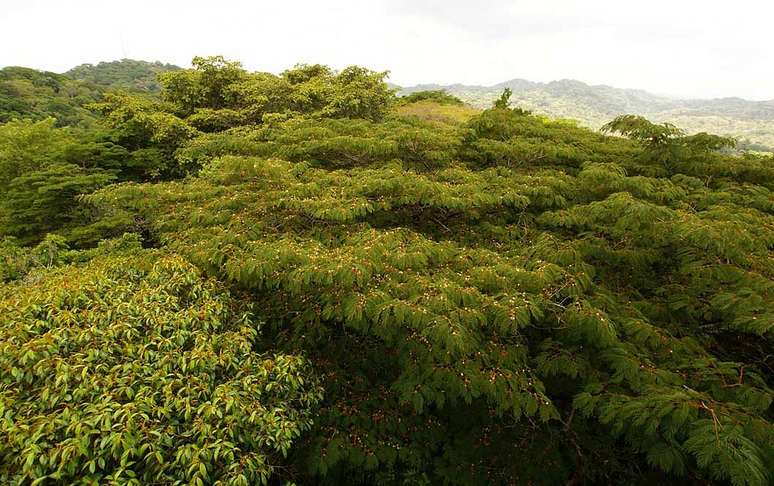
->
[0,66,103,126]
[65,59,181,92]
[398,79,774,149]
[0,60,182,127]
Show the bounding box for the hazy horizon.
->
[3,0,773,101]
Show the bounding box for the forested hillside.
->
[65,59,181,92]
[0,67,103,126]
[399,79,774,150]
[1,56,772,485]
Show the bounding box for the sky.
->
[2,0,773,100]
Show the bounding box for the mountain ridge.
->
[400,77,774,105]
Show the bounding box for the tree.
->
[0,249,323,485]
[86,104,773,485]
[0,118,70,185]
[0,163,115,243]
[159,55,247,116]
[493,87,512,109]
[93,57,397,177]
[0,119,125,243]
[602,114,737,173]
[322,66,394,120]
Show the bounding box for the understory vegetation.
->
[1,56,772,485]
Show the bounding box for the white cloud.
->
[1,0,772,99]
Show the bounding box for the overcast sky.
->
[2,0,772,100]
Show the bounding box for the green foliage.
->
[0,234,69,282]
[152,56,393,124]
[602,114,686,144]
[603,114,739,173]
[2,56,773,485]
[493,87,512,109]
[0,119,129,243]
[0,67,102,127]
[65,59,181,92]
[159,56,248,117]
[320,66,395,121]
[90,56,396,178]
[0,118,68,183]
[1,233,147,284]
[0,250,323,485]
[91,92,199,177]
[462,107,635,170]
[85,100,773,484]
[398,90,463,106]
[175,117,461,171]
[399,78,774,148]
[0,163,115,243]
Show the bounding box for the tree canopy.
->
[0,56,772,485]
[0,67,102,127]
[65,59,181,93]
[0,241,322,485]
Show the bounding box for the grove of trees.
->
[1,56,772,485]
